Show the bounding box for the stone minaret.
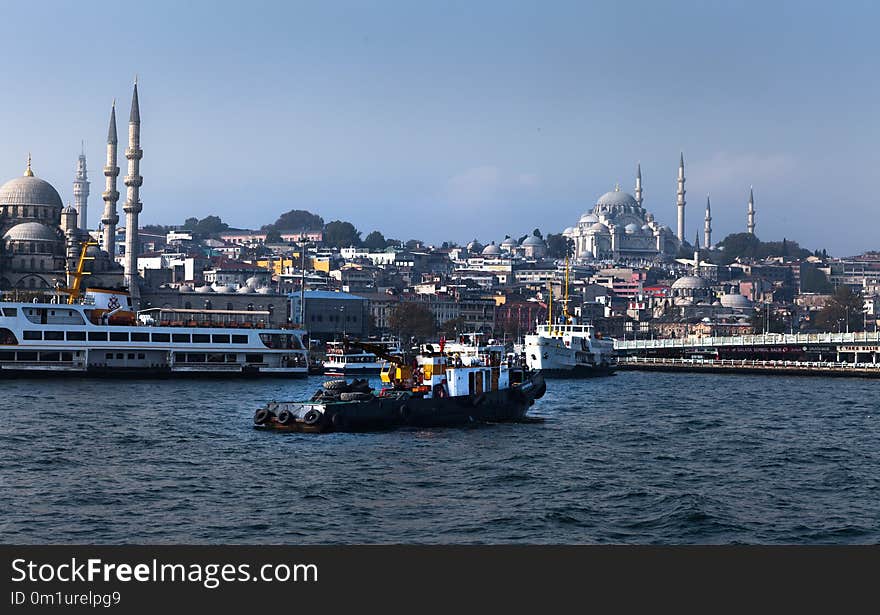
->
[101,101,120,256]
[634,162,643,207]
[123,81,143,302]
[747,186,756,235]
[676,153,686,242]
[704,193,712,248]
[693,233,700,276]
[73,143,90,231]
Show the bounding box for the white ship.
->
[0,288,308,377]
[523,322,617,377]
[323,338,403,376]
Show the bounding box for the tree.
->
[265,230,283,243]
[814,286,865,332]
[532,228,543,238]
[323,220,361,248]
[800,265,833,293]
[440,317,467,339]
[363,230,386,251]
[749,307,788,334]
[545,233,574,259]
[181,215,229,238]
[265,209,324,231]
[389,302,436,343]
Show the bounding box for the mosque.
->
[562,155,758,262]
[0,82,143,301]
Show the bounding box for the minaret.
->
[123,80,143,303]
[634,162,643,207]
[676,152,686,242]
[704,193,712,248]
[101,101,120,256]
[73,143,90,231]
[747,186,756,235]
[693,233,700,276]
[24,153,34,177]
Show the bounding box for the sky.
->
[0,0,877,256]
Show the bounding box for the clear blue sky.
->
[1,0,876,255]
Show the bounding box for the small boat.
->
[253,339,546,433]
[524,322,617,378]
[322,338,403,376]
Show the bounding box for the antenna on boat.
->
[547,281,553,335]
[563,254,570,324]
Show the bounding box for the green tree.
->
[363,230,387,250]
[440,317,467,338]
[265,209,324,231]
[800,265,833,293]
[265,230,283,243]
[389,302,436,343]
[195,215,229,236]
[545,233,574,259]
[814,286,865,332]
[323,220,362,248]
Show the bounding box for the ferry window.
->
[192,334,210,343]
[172,334,190,343]
[66,331,86,341]
[207,353,225,363]
[137,353,145,359]
[0,351,15,360]
[245,354,263,363]
[39,352,60,362]
[44,331,64,341]
[61,352,73,361]
[187,353,206,363]
[109,332,129,342]
[23,331,41,340]
[17,351,38,361]
[226,354,237,362]
[2,307,18,317]
[231,335,248,344]
[151,333,170,342]
[128,353,135,360]
[116,354,124,360]
[105,353,113,359]
[131,332,149,342]
[212,334,230,344]
[88,332,108,341]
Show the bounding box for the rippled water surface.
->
[1,372,878,544]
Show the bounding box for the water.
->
[1,372,878,544]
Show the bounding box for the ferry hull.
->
[537,364,617,378]
[255,372,546,433]
[0,365,308,379]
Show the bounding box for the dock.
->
[619,356,880,378]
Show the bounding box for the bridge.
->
[614,331,880,364]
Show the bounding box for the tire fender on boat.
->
[253,408,271,425]
[331,411,348,430]
[277,410,293,425]
[398,404,411,421]
[303,409,322,426]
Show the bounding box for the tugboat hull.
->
[254,372,546,433]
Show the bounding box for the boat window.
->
[151,333,170,342]
[131,332,149,342]
[172,334,190,343]
[231,334,248,344]
[137,353,145,359]
[61,352,73,361]
[105,353,113,359]
[116,353,124,360]
[110,332,129,342]
[226,354,237,362]
[88,332,108,341]
[186,353,206,363]
[39,352,61,362]
[0,351,15,360]
[17,351,38,361]
[192,334,210,343]
[66,331,87,341]
[1,307,17,317]
[23,331,42,340]
[212,334,230,344]
[245,353,263,363]
[128,353,135,360]
[207,353,225,363]
[1,328,18,345]
[44,331,64,341]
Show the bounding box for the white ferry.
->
[323,338,403,376]
[0,288,308,377]
[524,322,617,378]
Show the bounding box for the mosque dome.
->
[671,275,710,290]
[212,284,236,293]
[624,223,640,234]
[563,227,575,235]
[255,287,273,294]
[521,235,545,247]
[500,237,518,247]
[466,239,484,253]
[579,213,599,225]
[178,284,194,293]
[596,188,638,210]
[3,221,59,242]
[641,224,652,232]
[0,174,64,210]
[245,276,261,288]
[720,293,753,309]
[236,285,255,294]
[590,222,610,233]
[482,241,501,256]
[194,285,215,293]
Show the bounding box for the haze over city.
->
[0,0,876,255]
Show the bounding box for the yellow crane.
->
[64,240,98,304]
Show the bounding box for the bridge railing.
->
[613,331,880,351]
[620,356,880,369]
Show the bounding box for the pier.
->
[618,356,880,378]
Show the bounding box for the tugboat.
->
[253,339,546,433]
